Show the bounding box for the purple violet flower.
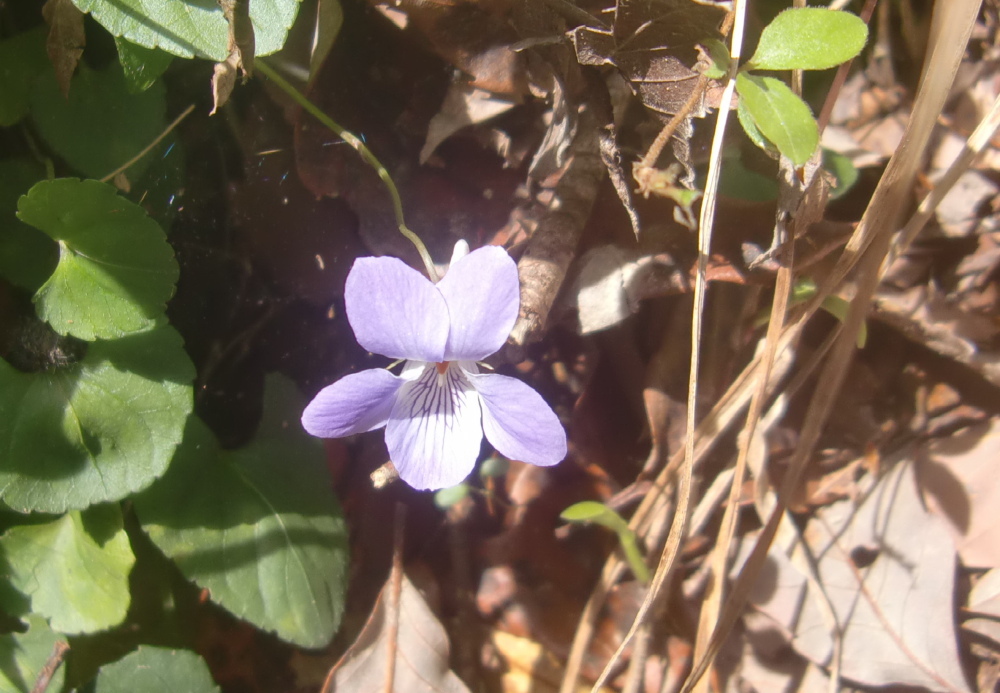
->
[302,243,567,490]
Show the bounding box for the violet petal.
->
[385,364,483,490]
[467,370,566,466]
[345,256,449,362]
[436,246,519,361]
[301,368,403,438]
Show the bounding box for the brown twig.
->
[509,107,605,346]
[383,503,406,693]
[30,641,69,693]
[816,0,879,134]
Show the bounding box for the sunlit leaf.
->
[134,376,348,648]
[736,73,818,166]
[18,178,179,340]
[748,8,868,71]
[1,506,134,634]
[73,0,300,61]
[0,616,67,693]
[0,324,194,513]
[30,62,165,180]
[95,646,219,693]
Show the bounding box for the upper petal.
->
[385,364,483,490]
[302,369,404,438]
[436,245,519,361]
[467,371,566,467]
[345,256,449,362]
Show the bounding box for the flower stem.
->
[255,59,439,280]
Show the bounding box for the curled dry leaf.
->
[42,0,85,98]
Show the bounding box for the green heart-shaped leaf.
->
[135,376,348,648]
[0,324,194,513]
[30,63,166,180]
[1,505,134,634]
[18,178,179,340]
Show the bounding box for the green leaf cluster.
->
[0,1,348,688]
[709,8,869,166]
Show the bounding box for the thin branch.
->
[100,104,195,184]
[256,59,438,280]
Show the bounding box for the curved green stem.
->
[255,59,438,280]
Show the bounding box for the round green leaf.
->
[96,647,219,693]
[73,0,300,61]
[736,73,818,166]
[18,178,179,340]
[748,8,868,71]
[134,376,348,648]
[1,506,134,634]
[0,324,194,513]
[0,28,49,127]
[30,62,166,181]
[0,616,68,693]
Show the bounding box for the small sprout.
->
[478,455,509,479]
[561,501,651,584]
[434,483,470,509]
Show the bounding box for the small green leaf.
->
[73,0,300,61]
[0,28,49,127]
[30,62,166,180]
[821,295,867,348]
[0,324,194,513]
[701,38,730,79]
[1,505,135,634]
[134,376,348,648]
[478,455,509,479]
[434,484,469,509]
[0,616,68,693]
[737,98,778,158]
[95,646,220,693]
[561,502,648,584]
[0,159,56,292]
[748,8,868,71]
[736,73,818,166]
[823,148,859,199]
[561,501,629,534]
[18,178,179,340]
[114,37,173,94]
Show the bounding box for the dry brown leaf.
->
[323,572,471,693]
[573,245,687,334]
[211,0,255,115]
[917,419,1000,570]
[740,459,971,692]
[42,0,85,98]
[420,83,516,163]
